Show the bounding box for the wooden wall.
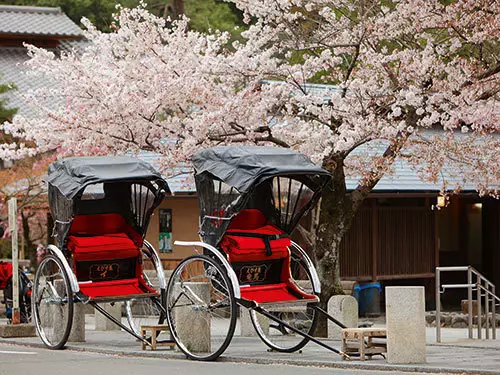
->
[340,198,436,281]
[144,195,199,271]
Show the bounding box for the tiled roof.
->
[344,131,493,192]
[0,6,83,37]
[0,41,89,118]
[135,137,482,194]
[136,152,195,194]
[0,47,60,118]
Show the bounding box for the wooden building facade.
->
[142,191,499,310]
[338,194,500,307]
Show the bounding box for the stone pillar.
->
[327,295,358,339]
[68,303,86,342]
[240,309,269,337]
[172,282,210,353]
[54,280,85,342]
[386,286,426,364]
[95,303,121,331]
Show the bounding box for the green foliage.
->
[5,0,245,34]
[3,0,136,31]
[184,0,244,36]
[0,80,18,124]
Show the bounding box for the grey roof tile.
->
[0,46,61,118]
[344,135,485,192]
[0,5,83,37]
[136,152,195,194]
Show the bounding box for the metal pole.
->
[8,198,20,324]
[468,267,473,339]
[436,268,441,343]
[477,275,482,339]
[492,285,496,340]
[485,280,490,339]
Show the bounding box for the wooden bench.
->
[341,327,387,361]
[140,324,176,351]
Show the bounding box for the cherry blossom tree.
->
[0,1,498,334]
[0,156,53,265]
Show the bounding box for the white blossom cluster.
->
[0,0,498,194]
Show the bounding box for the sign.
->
[159,209,172,253]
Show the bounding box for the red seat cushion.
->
[221,209,317,303]
[78,278,154,298]
[239,283,317,304]
[221,209,290,263]
[67,233,139,261]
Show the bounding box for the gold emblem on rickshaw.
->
[240,264,268,283]
[89,263,120,280]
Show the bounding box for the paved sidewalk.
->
[1,321,498,375]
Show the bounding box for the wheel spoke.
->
[33,255,73,349]
[125,247,165,336]
[166,255,236,361]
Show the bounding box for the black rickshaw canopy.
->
[45,156,170,247]
[194,146,331,247]
[45,156,170,199]
[193,146,329,194]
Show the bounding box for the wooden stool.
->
[341,327,387,361]
[140,324,176,351]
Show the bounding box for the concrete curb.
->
[0,323,36,338]
[0,337,494,375]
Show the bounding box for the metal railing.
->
[436,266,499,342]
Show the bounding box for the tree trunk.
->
[313,154,357,337]
[171,0,185,17]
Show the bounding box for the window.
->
[159,209,173,253]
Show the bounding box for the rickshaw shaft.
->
[91,301,152,347]
[312,305,347,329]
[253,306,349,358]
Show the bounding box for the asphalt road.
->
[0,342,437,375]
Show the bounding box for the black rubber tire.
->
[250,306,318,353]
[250,257,318,352]
[33,254,74,349]
[125,247,166,336]
[166,254,237,361]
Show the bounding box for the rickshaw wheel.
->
[125,248,166,336]
[125,297,166,337]
[33,254,74,349]
[250,257,318,352]
[166,255,237,361]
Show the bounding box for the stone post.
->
[95,303,121,331]
[55,280,85,342]
[172,282,210,353]
[240,309,269,337]
[385,286,426,364]
[327,295,358,339]
[68,303,86,342]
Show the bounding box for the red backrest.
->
[222,209,290,262]
[69,213,142,245]
[228,209,267,230]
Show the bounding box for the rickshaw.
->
[33,156,170,349]
[167,146,349,361]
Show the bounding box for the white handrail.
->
[436,266,497,342]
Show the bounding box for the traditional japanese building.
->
[0,5,85,119]
[141,146,500,309]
